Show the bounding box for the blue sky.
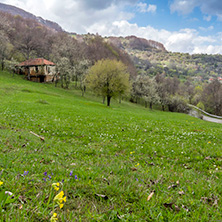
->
[127,0,221,39]
[129,1,213,32]
[1,0,222,54]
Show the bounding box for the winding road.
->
[188,104,222,124]
[202,115,222,124]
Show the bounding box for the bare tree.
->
[155,74,169,111]
[180,80,195,104]
[202,79,222,115]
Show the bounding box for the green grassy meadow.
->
[0,71,221,221]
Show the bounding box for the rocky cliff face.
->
[0,2,63,32]
[107,36,166,52]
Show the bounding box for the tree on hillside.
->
[132,75,159,109]
[164,76,180,95]
[0,33,10,70]
[86,35,117,62]
[52,32,85,64]
[144,78,160,109]
[34,27,55,59]
[74,60,91,96]
[180,80,195,104]
[193,85,203,105]
[0,12,13,36]
[155,74,169,111]
[167,95,189,113]
[85,59,130,106]
[56,57,71,89]
[202,79,222,115]
[13,18,40,60]
[85,35,137,79]
[51,33,87,86]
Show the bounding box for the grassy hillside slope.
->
[0,72,221,221]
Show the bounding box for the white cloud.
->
[170,0,198,15]
[193,45,222,54]
[203,15,212,22]
[1,0,137,33]
[170,0,222,20]
[137,2,157,13]
[147,4,157,13]
[217,14,222,21]
[199,26,214,32]
[137,2,147,13]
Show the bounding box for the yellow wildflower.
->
[54,191,64,200]
[0,181,3,186]
[208,141,211,144]
[59,203,64,209]
[55,187,59,191]
[63,196,67,202]
[52,182,60,191]
[130,151,135,155]
[54,191,67,207]
[50,213,58,222]
[135,163,140,167]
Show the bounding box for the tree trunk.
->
[27,68,30,80]
[150,102,153,110]
[162,105,165,111]
[27,51,30,60]
[75,75,78,88]
[119,95,122,104]
[107,96,111,106]
[1,58,4,71]
[189,96,192,104]
[61,75,64,88]
[102,96,105,104]
[81,85,86,97]
[65,75,70,89]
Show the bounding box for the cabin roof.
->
[17,58,55,67]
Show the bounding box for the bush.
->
[168,95,190,113]
[197,101,205,110]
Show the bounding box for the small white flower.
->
[5,191,13,196]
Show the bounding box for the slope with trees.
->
[0,6,221,115]
[108,36,222,82]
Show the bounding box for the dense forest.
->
[0,10,222,115]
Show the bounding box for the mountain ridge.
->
[0,2,63,32]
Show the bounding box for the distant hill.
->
[107,36,222,81]
[72,33,222,81]
[107,36,166,52]
[0,2,63,32]
[1,2,222,82]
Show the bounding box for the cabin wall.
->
[17,65,57,83]
[30,77,41,82]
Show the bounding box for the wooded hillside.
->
[0,5,222,116]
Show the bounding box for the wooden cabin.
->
[16,58,57,83]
